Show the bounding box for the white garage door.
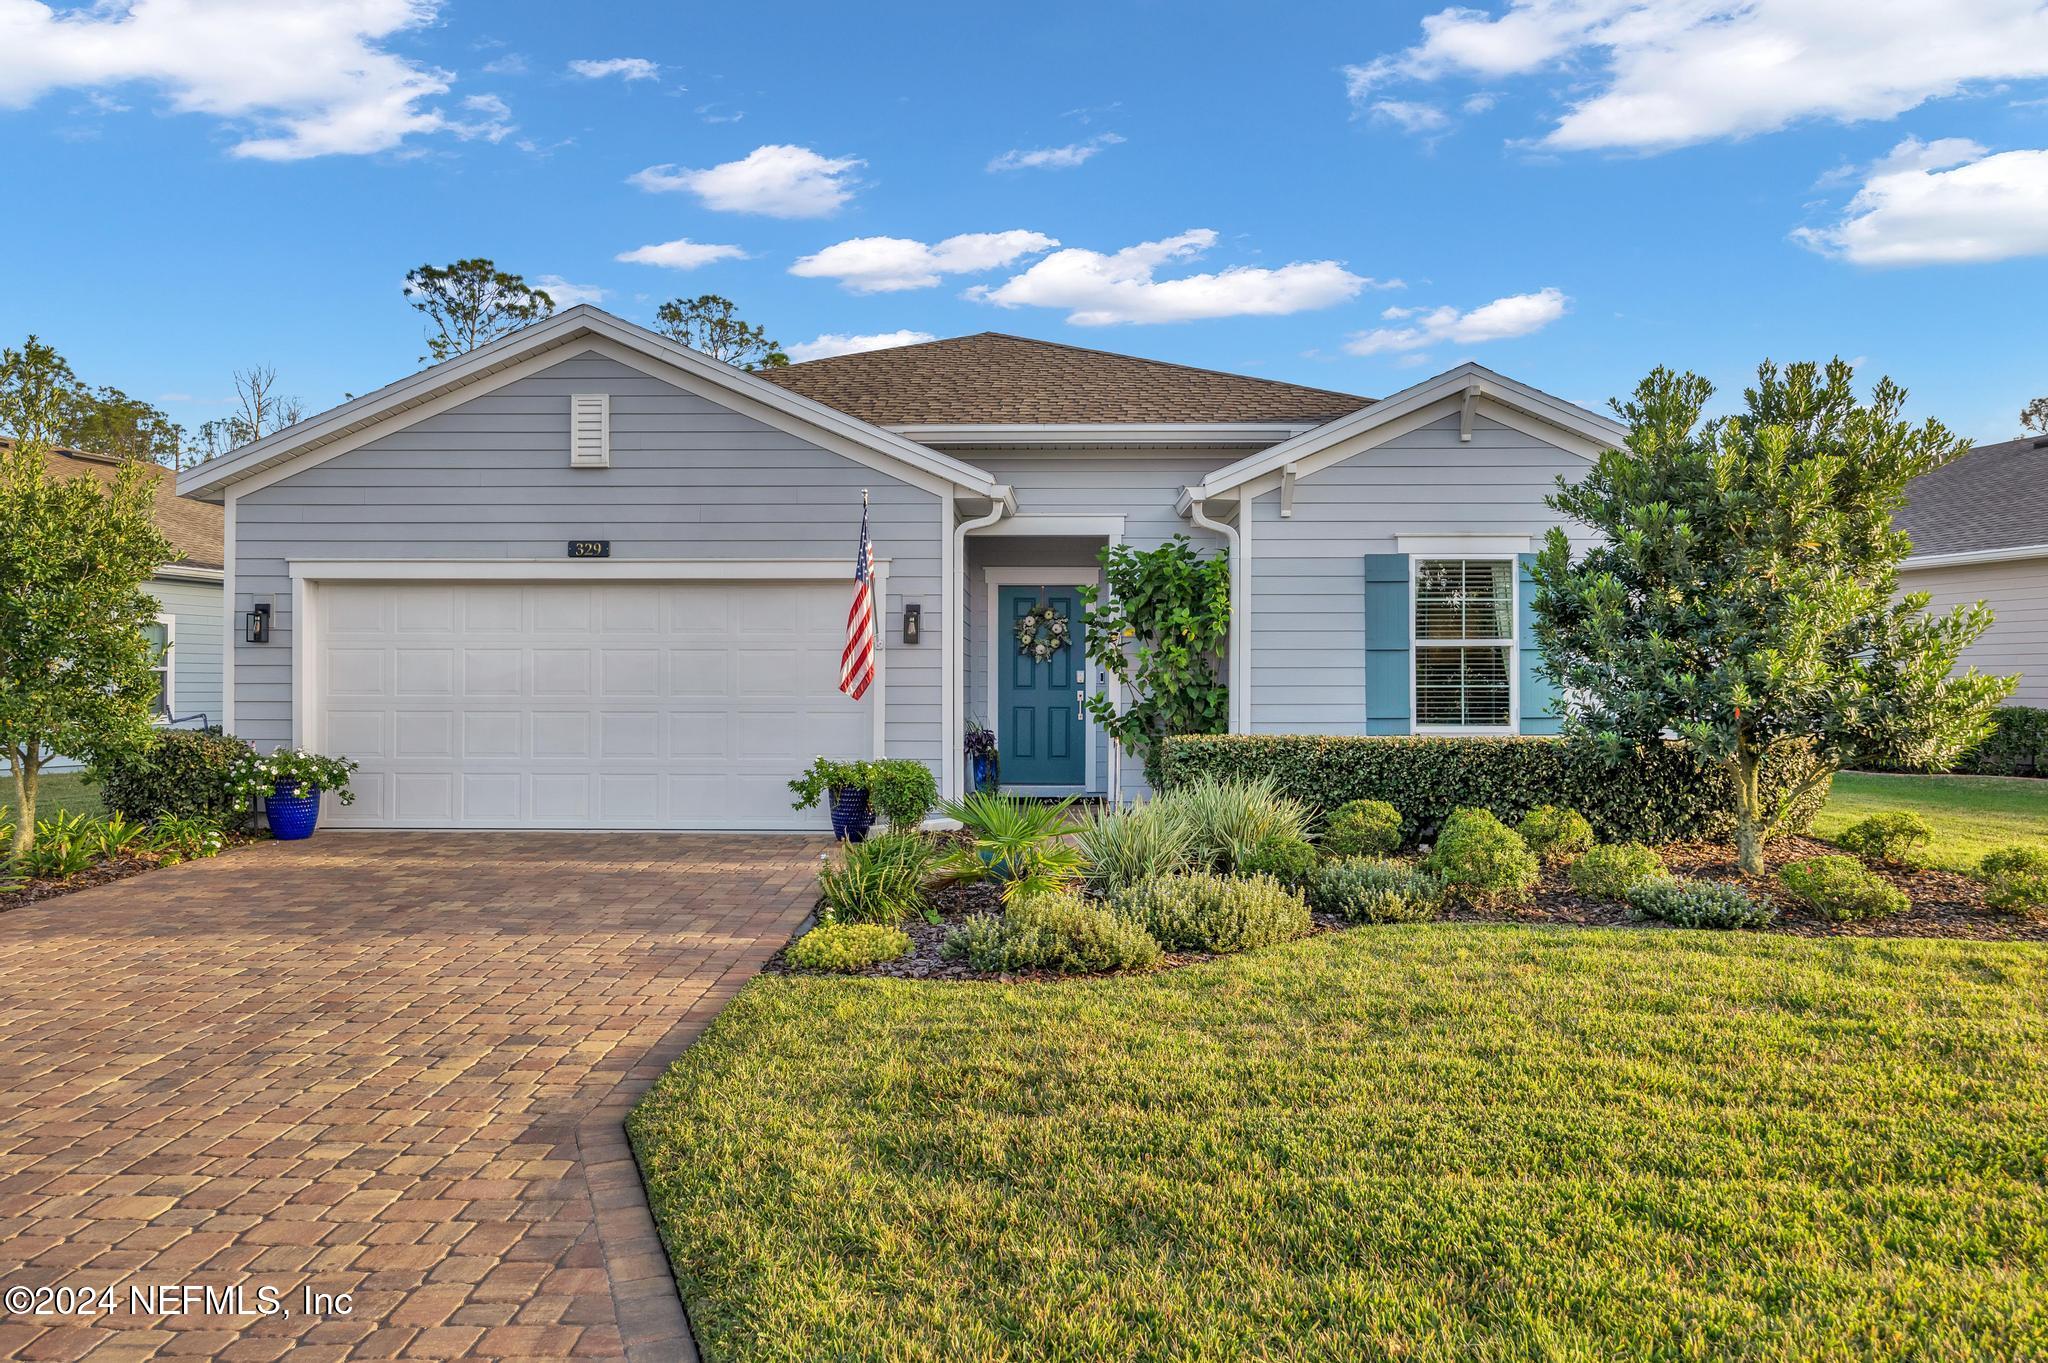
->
[316,580,870,829]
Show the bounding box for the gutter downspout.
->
[947,486,1014,800]
[1186,492,1246,735]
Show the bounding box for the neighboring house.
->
[0,443,225,774]
[1898,434,2048,707]
[176,306,1623,830]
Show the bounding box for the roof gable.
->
[760,332,1372,426]
[1189,362,1627,503]
[1899,434,2048,559]
[176,307,1002,502]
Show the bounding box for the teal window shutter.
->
[1517,552,1562,735]
[1363,554,1410,735]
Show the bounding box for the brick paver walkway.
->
[0,832,823,1362]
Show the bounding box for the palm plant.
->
[938,791,1087,903]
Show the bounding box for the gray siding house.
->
[177,307,1622,830]
[1898,434,2048,707]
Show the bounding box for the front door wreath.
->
[1015,602,1070,662]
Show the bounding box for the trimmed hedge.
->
[1160,735,1832,844]
[1956,706,2048,777]
[93,727,255,824]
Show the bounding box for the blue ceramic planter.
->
[266,782,322,841]
[829,786,876,843]
[971,754,992,791]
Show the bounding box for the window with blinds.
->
[1413,558,1512,727]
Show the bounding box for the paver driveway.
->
[0,832,825,1362]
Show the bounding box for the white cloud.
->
[532,275,606,306]
[786,330,940,363]
[1793,137,2048,265]
[1347,0,2048,153]
[447,93,514,143]
[1344,288,1570,354]
[1370,99,1450,136]
[987,133,1124,172]
[480,53,528,76]
[614,238,749,270]
[628,144,862,217]
[790,231,1059,293]
[567,57,659,81]
[968,229,1375,326]
[0,0,510,160]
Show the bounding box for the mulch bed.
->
[1446,833,2048,942]
[0,838,260,917]
[769,833,2048,981]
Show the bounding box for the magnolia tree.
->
[1531,360,2012,873]
[0,365,174,852]
[1079,536,1230,787]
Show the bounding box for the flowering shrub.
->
[231,749,359,805]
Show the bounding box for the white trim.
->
[983,566,1103,796]
[153,563,224,584]
[284,557,882,583]
[147,612,175,718]
[1903,543,2048,569]
[969,513,1127,539]
[1185,495,1247,733]
[1192,362,1627,501]
[947,491,1014,799]
[869,560,889,759]
[1396,533,1535,557]
[178,305,1003,501]
[221,489,237,734]
[1409,554,1518,736]
[892,422,1318,447]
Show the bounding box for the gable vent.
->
[569,393,610,468]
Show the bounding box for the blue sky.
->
[2,0,2045,442]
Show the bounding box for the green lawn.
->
[631,927,2048,1362]
[3,771,106,821]
[1815,771,2048,871]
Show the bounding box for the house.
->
[4,443,224,774]
[176,306,1623,829]
[1898,433,2048,707]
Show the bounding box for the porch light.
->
[902,603,922,645]
[244,602,272,644]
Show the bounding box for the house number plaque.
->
[567,540,612,558]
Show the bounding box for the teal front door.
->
[999,584,1086,789]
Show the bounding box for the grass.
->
[3,772,106,821]
[631,927,2048,1362]
[1815,771,2048,871]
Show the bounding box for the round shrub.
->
[1516,805,1594,866]
[92,727,255,824]
[939,915,1009,970]
[999,892,1161,974]
[1626,876,1776,929]
[1979,846,2048,920]
[1320,799,1403,858]
[785,922,911,971]
[1423,807,1539,905]
[1115,871,1311,954]
[1568,842,1666,901]
[1307,858,1442,924]
[1779,854,1910,921]
[1833,811,1935,866]
[1234,832,1318,886]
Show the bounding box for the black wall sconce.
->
[902,602,921,645]
[244,601,272,644]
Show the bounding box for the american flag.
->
[840,491,876,700]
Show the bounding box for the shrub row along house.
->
[172,307,1981,830]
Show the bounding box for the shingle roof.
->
[759,332,1373,427]
[4,441,224,570]
[1898,435,2048,558]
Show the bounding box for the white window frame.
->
[1410,556,1516,735]
[146,612,175,719]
